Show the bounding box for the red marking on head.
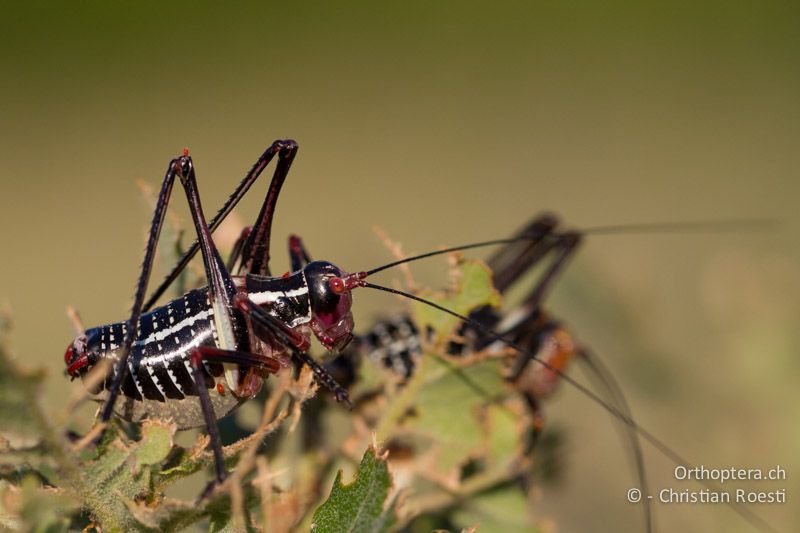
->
[182,147,190,157]
[282,271,290,278]
[64,344,74,366]
[216,382,225,396]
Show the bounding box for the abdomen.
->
[90,288,244,429]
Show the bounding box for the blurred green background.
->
[1,2,798,531]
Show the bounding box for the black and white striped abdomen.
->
[362,316,423,378]
[360,306,503,379]
[90,287,220,403]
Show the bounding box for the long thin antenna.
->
[582,218,778,235]
[578,348,651,532]
[360,280,778,533]
[366,238,520,276]
[364,218,778,277]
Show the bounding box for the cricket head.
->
[303,261,366,352]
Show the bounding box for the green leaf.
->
[18,475,79,533]
[0,339,48,439]
[79,419,177,530]
[133,420,174,468]
[407,357,507,475]
[484,403,524,470]
[452,486,539,533]
[311,446,395,533]
[412,259,501,341]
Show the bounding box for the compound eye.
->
[329,277,345,294]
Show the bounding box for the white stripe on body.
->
[248,286,309,305]
[132,308,213,348]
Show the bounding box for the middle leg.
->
[189,346,283,484]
